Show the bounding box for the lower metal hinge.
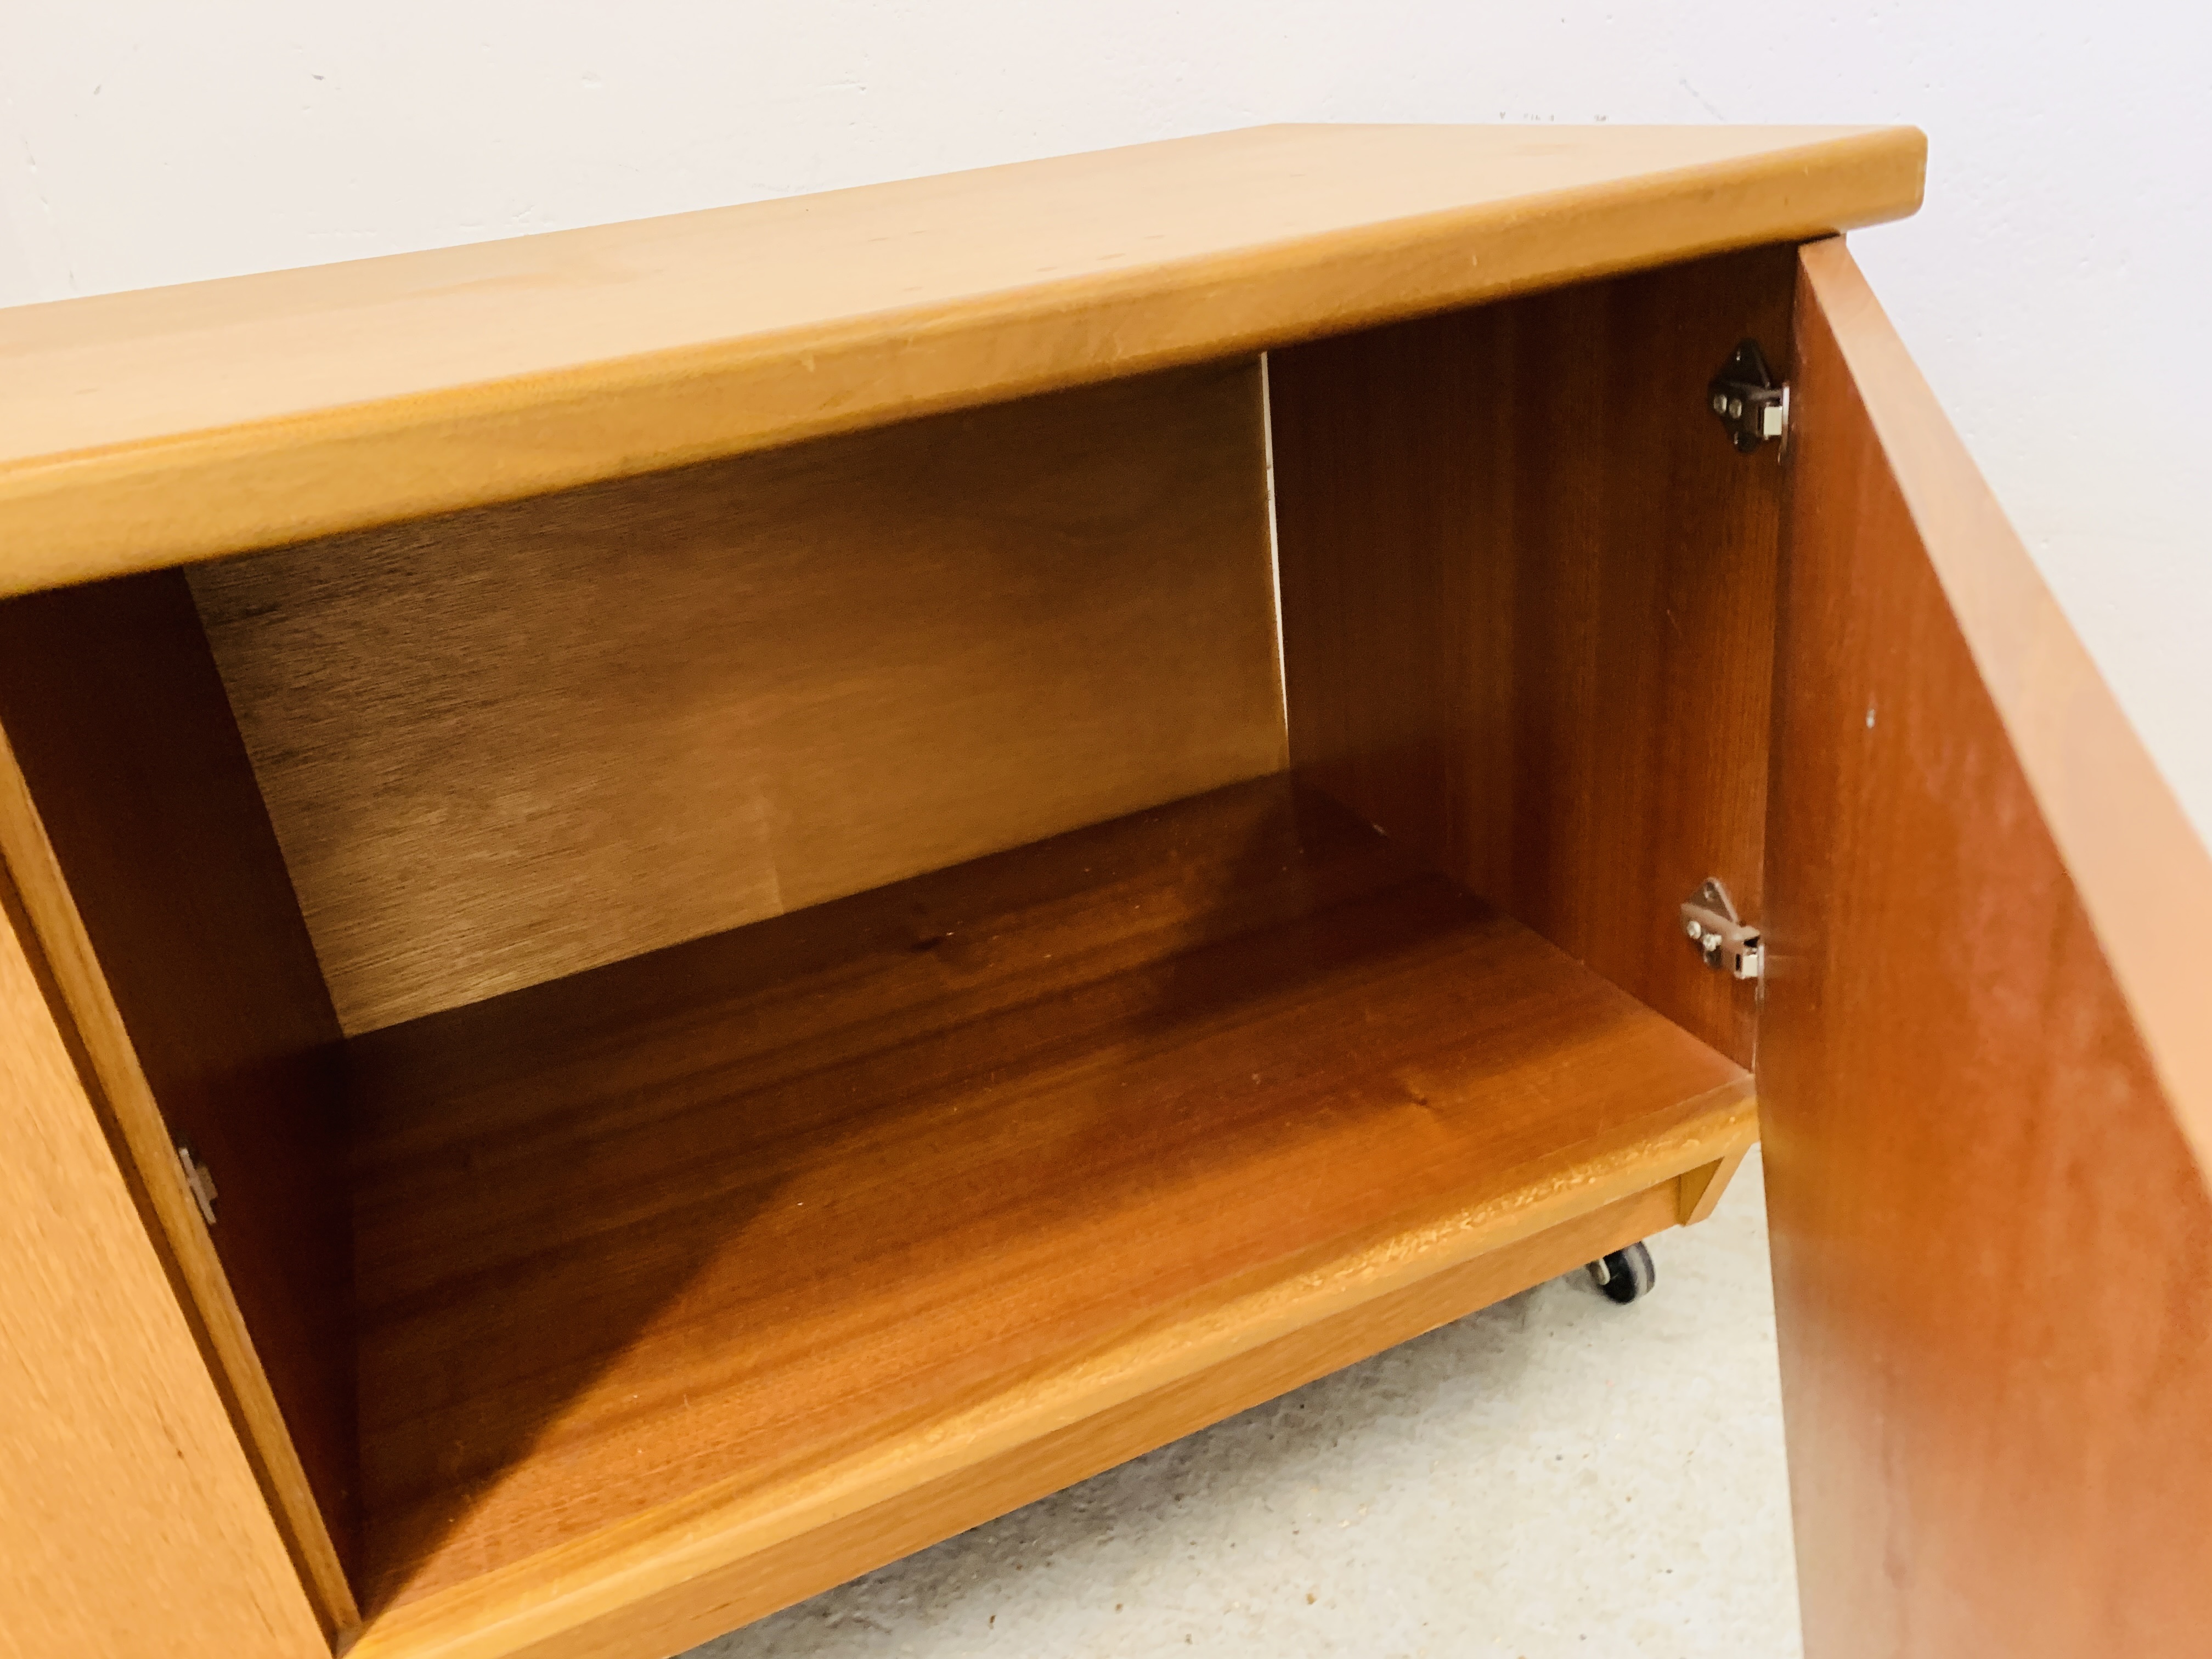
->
[1709,339,1788,454]
[1681,878,1762,980]
[177,1141,218,1226]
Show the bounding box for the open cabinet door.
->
[1761,239,2212,1657]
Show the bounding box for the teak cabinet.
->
[2,126,2207,1659]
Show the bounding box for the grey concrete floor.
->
[688,1148,1801,1659]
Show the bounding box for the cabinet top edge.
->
[0,122,1924,596]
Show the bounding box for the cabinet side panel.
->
[0,573,358,1620]
[190,360,1286,1035]
[1763,244,2212,1659]
[1268,247,1794,1065]
[0,867,329,1659]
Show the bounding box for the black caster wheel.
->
[1585,1239,1656,1304]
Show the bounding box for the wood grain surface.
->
[0,574,359,1635]
[1675,1148,1748,1226]
[191,362,1284,1034]
[1793,239,2212,1180]
[352,1180,1696,1659]
[0,861,329,1659]
[1761,241,2212,1659]
[0,124,1923,596]
[1269,246,1796,1065]
[348,776,1750,1627]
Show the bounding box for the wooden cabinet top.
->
[0,122,1922,596]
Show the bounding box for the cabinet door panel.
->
[0,573,358,1621]
[0,866,327,1658]
[1762,239,2212,1658]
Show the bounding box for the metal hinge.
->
[1681,878,1762,980]
[177,1141,218,1226]
[1708,339,1788,454]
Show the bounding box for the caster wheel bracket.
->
[1585,1239,1657,1304]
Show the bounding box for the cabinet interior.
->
[0,246,1788,1629]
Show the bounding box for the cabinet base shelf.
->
[347,776,1753,1652]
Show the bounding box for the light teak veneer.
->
[3,125,2207,1659]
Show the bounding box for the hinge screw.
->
[1679,878,1763,981]
[177,1142,218,1227]
[1708,340,1788,455]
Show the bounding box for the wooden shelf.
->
[348,776,1753,1637]
[0,123,1922,596]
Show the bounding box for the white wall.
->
[4,2,2205,838]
